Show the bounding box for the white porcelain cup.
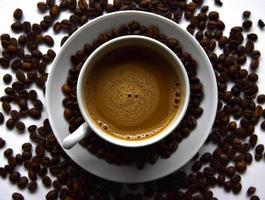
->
[62,35,190,149]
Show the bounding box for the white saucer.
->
[46,11,218,183]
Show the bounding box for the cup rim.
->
[77,35,190,147]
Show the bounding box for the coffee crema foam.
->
[83,46,183,140]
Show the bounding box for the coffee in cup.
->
[82,42,184,141]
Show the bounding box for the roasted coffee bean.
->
[18,98,28,109]
[224,181,232,191]
[243,10,251,18]
[13,8,23,20]
[22,21,31,33]
[248,72,259,82]
[15,121,25,132]
[244,152,253,164]
[247,186,256,196]
[22,143,32,152]
[0,57,10,68]
[0,137,6,148]
[50,5,60,18]
[12,193,24,200]
[61,84,71,94]
[15,154,23,164]
[242,20,252,30]
[35,145,45,157]
[7,156,16,168]
[225,166,236,177]
[28,181,37,192]
[78,0,88,10]
[17,176,28,189]
[42,175,52,187]
[28,90,37,100]
[258,19,265,28]
[0,112,4,125]
[257,94,265,104]
[11,22,23,33]
[53,22,61,33]
[69,0,77,10]
[39,167,48,176]
[255,144,264,154]
[209,11,219,21]
[28,108,41,119]
[33,99,43,110]
[43,35,54,47]
[3,74,12,84]
[250,59,259,70]
[235,161,247,173]
[6,118,15,130]
[31,23,41,34]
[247,33,258,41]
[47,49,56,59]
[0,167,7,178]
[9,171,20,183]
[16,70,26,82]
[232,183,242,194]
[28,170,37,181]
[37,2,48,12]
[2,102,11,113]
[46,190,58,200]
[215,0,223,6]
[251,195,260,200]
[261,120,265,130]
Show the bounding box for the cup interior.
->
[77,35,190,147]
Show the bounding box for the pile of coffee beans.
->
[62,21,203,168]
[0,0,264,199]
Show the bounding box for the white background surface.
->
[0,0,265,199]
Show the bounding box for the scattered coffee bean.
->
[235,161,247,173]
[13,8,23,20]
[3,74,12,84]
[43,35,54,47]
[0,137,6,148]
[247,186,256,196]
[9,171,20,183]
[2,102,11,113]
[255,153,263,161]
[28,181,37,192]
[255,144,264,154]
[242,20,252,30]
[243,11,251,19]
[15,121,25,132]
[61,84,71,94]
[232,183,242,194]
[6,118,15,130]
[258,19,265,28]
[214,0,223,6]
[42,175,52,187]
[0,112,4,124]
[37,2,48,12]
[4,148,13,158]
[257,94,265,104]
[261,120,265,130]
[22,143,32,152]
[46,190,58,200]
[11,22,23,33]
[12,193,24,200]
[28,108,41,119]
[17,176,28,189]
[50,5,60,18]
[251,195,260,200]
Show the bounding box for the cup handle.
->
[62,123,90,150]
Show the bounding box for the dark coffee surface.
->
[83,45,183,140]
